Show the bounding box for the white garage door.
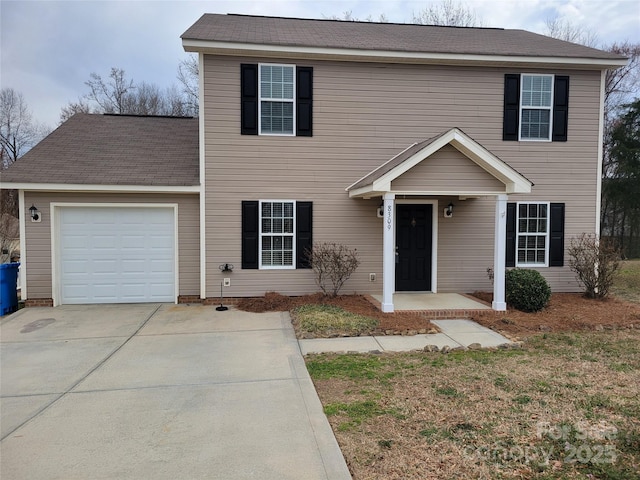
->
[58,206,175,304]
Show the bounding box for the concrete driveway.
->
[0,304,350,479]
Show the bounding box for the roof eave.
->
[3,183,201,193]
[182,39,628,70]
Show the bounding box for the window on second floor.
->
[520,75,553,141]
[259,65,295,135]
[241,64,313,137]
[503,74,569,142]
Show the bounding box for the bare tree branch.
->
[412,0,483,27]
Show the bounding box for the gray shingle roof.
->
[182,14,624,62]
[1,114,199,186]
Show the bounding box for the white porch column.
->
[382,193,395,313]
[493,194,508,311]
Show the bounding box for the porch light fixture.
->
[444,202,454,218]
[376,202,384,218]
[29,204,41,222]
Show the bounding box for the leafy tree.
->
[603,99,640,255]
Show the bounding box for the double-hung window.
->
[260,200,295,268]
[259,64,295,135]
[516,202,549,267]
[520,74,553,141]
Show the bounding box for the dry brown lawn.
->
[308,331,640,479]
[240,264,640,478]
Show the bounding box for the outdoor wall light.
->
[377,202,384,218]
[444,202,454,218]
[29,204,41,222]
[219,263,234,273]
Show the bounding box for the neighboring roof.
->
[346,128,532,197]
[1,114,199,187]
[182,14,626,68]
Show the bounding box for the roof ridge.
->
[102,113,195,119]
[223,13,505,31]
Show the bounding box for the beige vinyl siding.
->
[391,144,505,192]
[203,55,602,296]
[23,192,199,299]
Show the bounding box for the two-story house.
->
[1,14,627,311]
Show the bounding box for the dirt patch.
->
[471,292,640,339]
[237,292,437,336]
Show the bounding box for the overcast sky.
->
[2,0,639,128]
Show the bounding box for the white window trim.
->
[516,201,550,268]
[258,63,296,137]
[259,200,296,270]
[518,73,554,142]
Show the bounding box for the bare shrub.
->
[307,242,360,296]
[568,233,621,299]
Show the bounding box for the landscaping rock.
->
[418,329,427,334]
[441,345,451,354]
[408,330,418,336]
[467,342,482,350]
[423,345,439,352]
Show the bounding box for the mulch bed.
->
[236,291,640,339]
[236,292,437,335]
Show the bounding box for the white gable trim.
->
[182,39,627,70]
[348,128,532,198]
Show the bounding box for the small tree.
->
[568,233,621,299]
[307,242,360,296]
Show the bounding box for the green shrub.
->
[505,268,551,312]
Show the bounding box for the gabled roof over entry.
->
[1,113,199,188]
[346,128,532,198]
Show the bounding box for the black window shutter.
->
[552,76,569,142]
[549,203,565,266]
[296,67,313,137]
[296,201,313,268]
[241,201,259,269]
[503,74,521,141]
[506,202,516,267]
[241,64,258,135]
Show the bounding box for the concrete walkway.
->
[299,319,513,355]
[1,305,351,480]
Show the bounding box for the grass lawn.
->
[306,263,640,479]
[612,260,640,304]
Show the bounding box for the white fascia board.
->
[182,39,628,69]
[348,187,385,198]
[2,183,200,193]
[391,190,507,196]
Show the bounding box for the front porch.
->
[346,128,534,314]
[371,292,491,319]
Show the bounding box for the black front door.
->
[396,204,432,291]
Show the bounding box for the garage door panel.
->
[59,207,175,304]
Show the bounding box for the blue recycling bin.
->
[0,262,20,315]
